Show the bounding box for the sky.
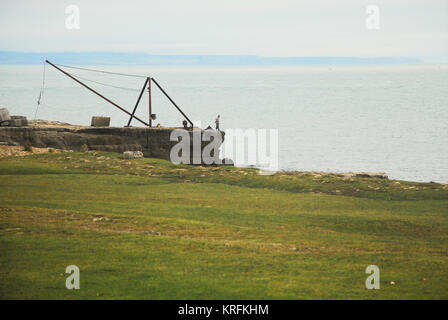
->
[0,0,447,62]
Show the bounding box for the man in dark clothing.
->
[215,115,220,131]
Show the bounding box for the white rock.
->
[123,150,143,159]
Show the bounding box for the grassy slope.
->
[0,151,447,299]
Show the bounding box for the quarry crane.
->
[45,60,194,128]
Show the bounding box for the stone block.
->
[91,116,110,127]
[10,115,28,127]
[0,108,11,123]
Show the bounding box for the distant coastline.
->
[0,51,423,66]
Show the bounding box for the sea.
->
[1,64,447,183]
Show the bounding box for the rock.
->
[134,151,143,158]
[9,115,28,127]
[354,172,388,179]
[91,116,110,127]
[23,141,32,152]
[222,158,234,165]
[0,108,11,124]
[123,150,143,159]
[123,151,133,159]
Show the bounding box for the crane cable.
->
[68,72,141,92]
[54,63,148,79]
[35,61,148,117]
[34,61,46,120]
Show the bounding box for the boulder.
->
[123,150,144,159]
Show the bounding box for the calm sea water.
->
[1,65,447,183]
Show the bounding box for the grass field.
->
[0,150,447,299]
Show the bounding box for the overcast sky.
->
[1,0,447,62]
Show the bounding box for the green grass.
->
[0,151,447,299]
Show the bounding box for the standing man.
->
[215,114,220,131]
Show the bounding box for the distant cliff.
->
[0,51,423,66]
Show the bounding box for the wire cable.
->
[54,63,148,79]
[69,72,142,92]
[34,61,46,120]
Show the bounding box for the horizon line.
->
[0,50,427,65]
